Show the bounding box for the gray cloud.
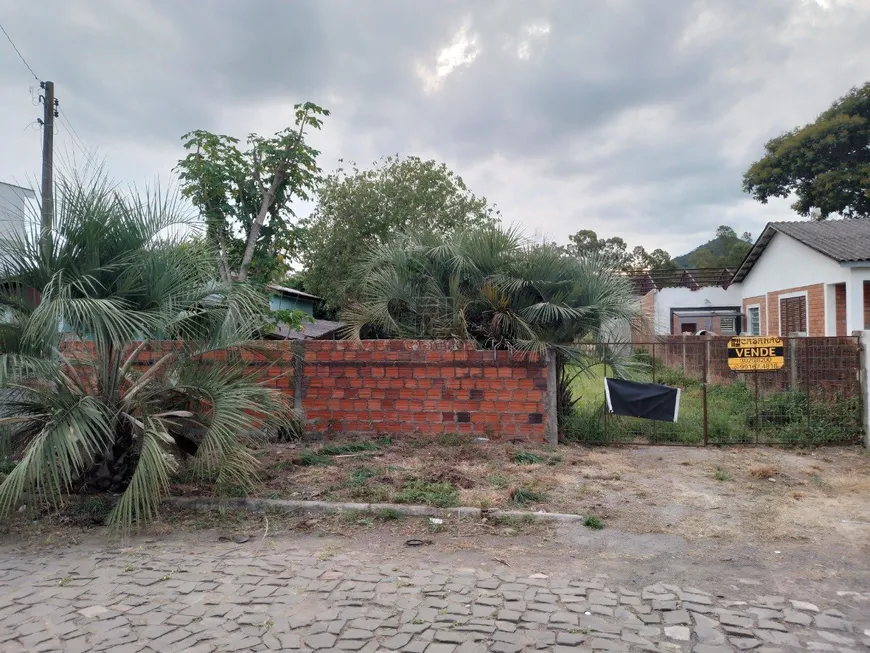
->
[1,0,869,255]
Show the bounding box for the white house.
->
[731,220,870,337]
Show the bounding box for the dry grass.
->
[749,464,779,479]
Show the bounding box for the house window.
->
[719,317,737,335]
[680,322,697,334]
[747,307,760,335]
[780,295,807,334]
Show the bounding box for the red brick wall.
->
[303,340,549,440]
[742,285,825,336]
[61,339,550,441]
[835,284,847,337]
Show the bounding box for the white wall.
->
[0,182,34,242]
[653,285,743,334]
[740,231,848,298]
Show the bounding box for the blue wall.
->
[270,293,315,316]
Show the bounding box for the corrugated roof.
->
[270,318,344,340]
[733,219,870,282]
[266,284,320,301]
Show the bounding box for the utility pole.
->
[39,80,57,247]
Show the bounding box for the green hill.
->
[674,226,752,269]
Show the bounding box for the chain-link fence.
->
[561,336,863,446]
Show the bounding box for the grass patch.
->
[319,441,382,456]
[713,466,731,481]
[379,508,403,521]
[514,451,546,465]
[436,432,472,447]
[749,465,779,479]
[300,450,333,466]
[487,474,510,489]
[584,515,604,530]
[346,466,379,486]
[394,479,458,508]
[510,486,549,505]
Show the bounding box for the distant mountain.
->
[673,226,753,269]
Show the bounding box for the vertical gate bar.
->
[754,371,760,445]
[804,337,811,437]
[652,339,658,444]
[702,339,709,446]
[603,344,608,443]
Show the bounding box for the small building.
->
[631,268,742,338]
[732,220,870,336]
[266,284,343,340]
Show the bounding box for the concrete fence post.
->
[853,330,870,448]
[292,340,306,416]
[545,348,559,446]
[789,337,798,391]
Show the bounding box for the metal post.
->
[789,338,798,390]
[804,337,811,436]
[545,348,559,445]
[703,338,709,446]
[651,340,657,444]
[754,372,760,445]
[602,344,610,444]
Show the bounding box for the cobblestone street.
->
[1,529,868,653]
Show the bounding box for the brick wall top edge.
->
[305,339,479,352]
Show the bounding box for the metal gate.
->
[562,336,863,446]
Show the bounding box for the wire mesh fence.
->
[561,336,863,446]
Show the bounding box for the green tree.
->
[743,81,870,219]
[567,230,676,271]
[299,155,497,313]
[176,102,329,283]
[0,175,295,528]
[342,225,639,420]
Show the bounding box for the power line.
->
[0,21,39,82]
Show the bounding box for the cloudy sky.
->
[1,0,869,255]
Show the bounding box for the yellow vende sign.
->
[727,336,785,372]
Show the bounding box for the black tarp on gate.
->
[604,378,681,422]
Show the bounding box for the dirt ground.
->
[168,437,870,546]
[3,440,869,607]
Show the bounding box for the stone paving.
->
[0,538,868,653]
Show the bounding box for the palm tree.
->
[0,174,295,528]
[341,226,640,420]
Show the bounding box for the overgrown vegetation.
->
[0,175,295,529]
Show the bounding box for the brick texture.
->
[61,338,550,442]
[303,340,548,440]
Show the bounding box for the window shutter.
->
[781,296,807,334]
